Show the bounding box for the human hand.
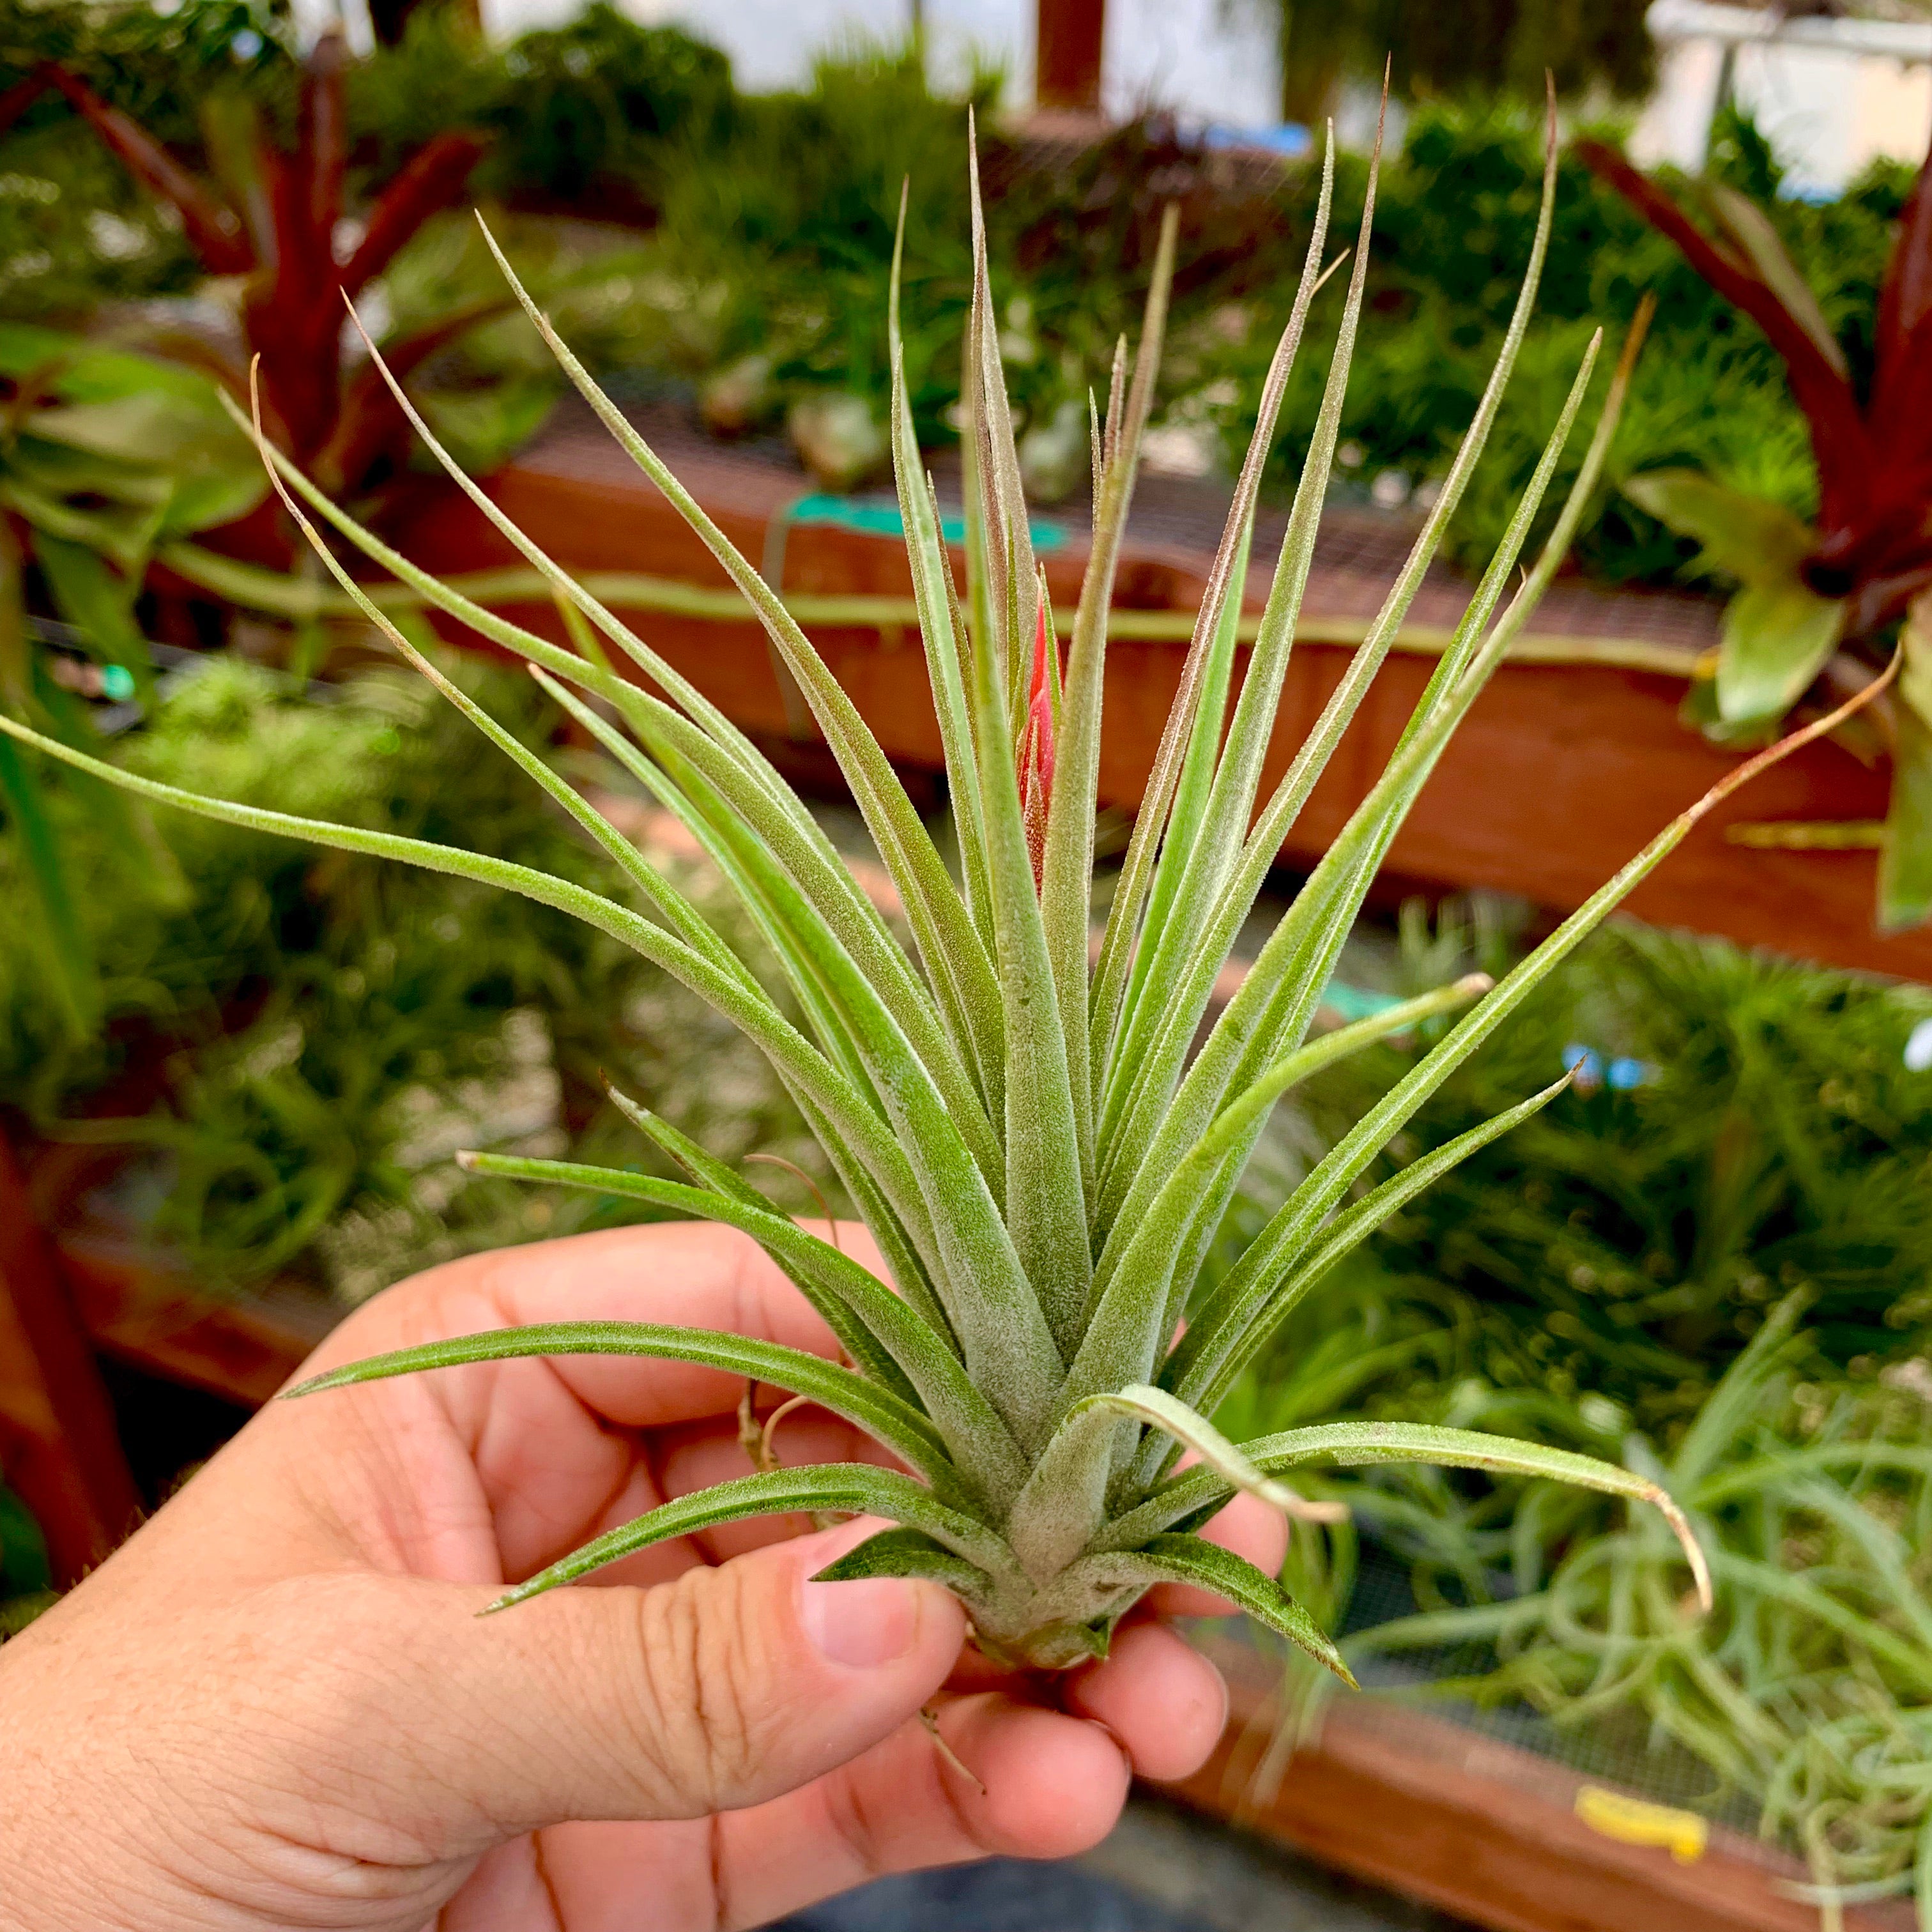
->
[0,1222,1284,1931]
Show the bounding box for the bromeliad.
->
[0,112,1885,1675]
[1579,133,1932,929]
[0,28,491,493]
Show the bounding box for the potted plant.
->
[1579,131,1932,931]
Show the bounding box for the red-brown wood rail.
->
[0,1132,141,1586]
[388,408,1932,986]
[1170,1634,1915,1932]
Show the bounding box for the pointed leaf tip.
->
[1650,1483,1715,1614]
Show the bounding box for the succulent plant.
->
[787,389,887,492]
[698,353,776,439]
[5,119,1883,1676]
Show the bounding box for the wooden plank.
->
[0,1132,141,1585]
[1165,1636,1914,1932]
[52,1232,330,1410]
[388,412,1932,986]
[15,1129,334,1412]
[1036,0,1108,110]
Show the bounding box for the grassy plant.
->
[0,650,829,1292]
[1217,931,1932,1905]
[6,113,1886,1671]
[1351,1295,1932,1921]
[1282,917,1932,1434]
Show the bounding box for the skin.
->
[0,1220,1284,1931]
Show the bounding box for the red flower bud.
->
[1018,592,1059,892]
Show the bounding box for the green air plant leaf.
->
[0,121,1892,1673]
[287,1321,960,1499]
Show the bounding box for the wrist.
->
[0,1618,185,1932]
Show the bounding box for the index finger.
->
[310,1217,885,1431]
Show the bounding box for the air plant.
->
[3,113,1887,1676]
[0,28,489,494]
[1577,135,1932,930]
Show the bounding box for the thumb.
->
[331,1521,967,1843]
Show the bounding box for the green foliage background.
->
[1220,915,1932,1450]
[0,654,830,1294]
[0,1,1894,607]
[1266,0,1654,121]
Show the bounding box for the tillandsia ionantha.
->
[0,106,1896,1675]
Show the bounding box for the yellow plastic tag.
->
[1574,1786,1709,1865]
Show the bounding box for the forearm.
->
[0,1611,172,1932]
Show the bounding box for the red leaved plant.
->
[0,30,491,496]
[1578,135,1932,930]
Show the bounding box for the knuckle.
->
[623,1562,785,1813]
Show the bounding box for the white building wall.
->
[480,0,1284,126]
[1634,26,1931,191]
[1100,0,1280,128]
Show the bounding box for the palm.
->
[261,1224,1271,1930]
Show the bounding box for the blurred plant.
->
[0,24,489,489]
[0,1478,54,1637]
[372,208,665,476]
[1,320,266,655]
[0,7,569,1022]
[1,650,828,1292]
[1216,930,1932,1902]
[1350,1296,1932,1923]
[0,318,266,1035]
[0,0,288,319]
[348,3,732,216]
[1197,102,1862,588]
[1579,123,1932,928]
[637,47,1293,479]
[1265,0,1653,125]
[986,111,1294,453]
[1286,911,1932,1438]
[642,43,985,450]
[0,0,290,154]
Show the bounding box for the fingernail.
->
[801,1575,922,1669]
